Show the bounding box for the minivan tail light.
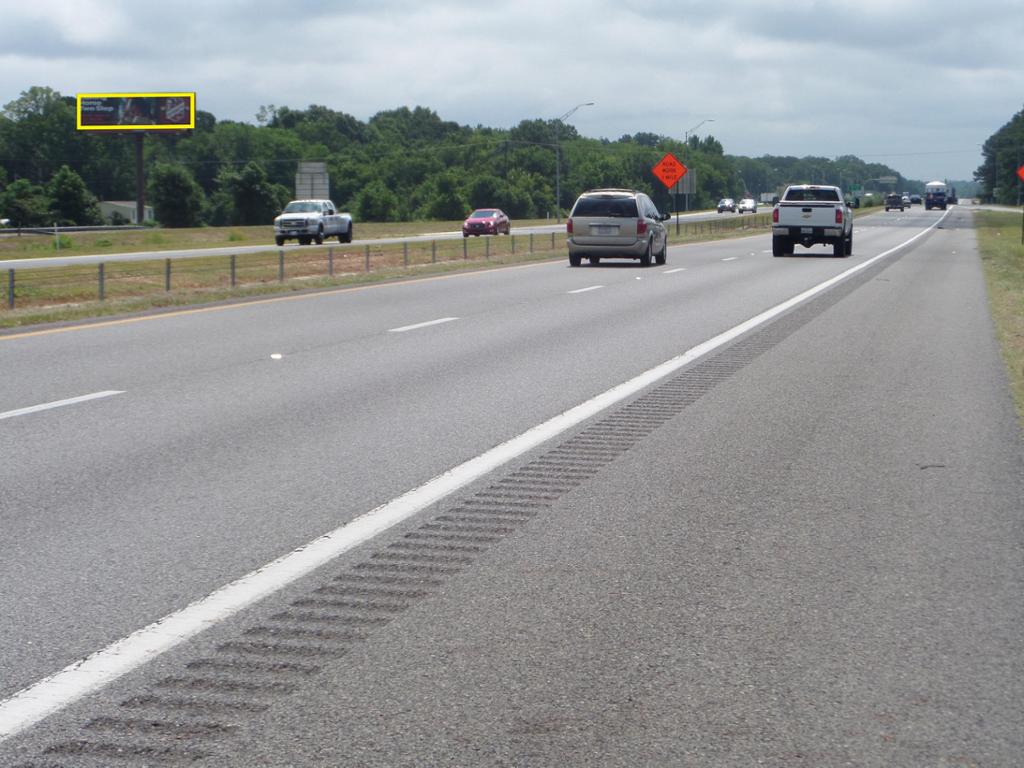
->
[566,218,573,234]
[835,208,844,224]
[636,219,648,235]
[772,207,779,223]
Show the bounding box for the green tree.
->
[47,165,101,225]
[1,178,51,227]
[216,161,287,225]
[355,180,400,221]
[150,163,205,227]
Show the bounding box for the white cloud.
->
[1,0,1021,179]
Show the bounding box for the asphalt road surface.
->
[1,206,1021,766]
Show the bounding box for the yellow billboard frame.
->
[76,92,196,131]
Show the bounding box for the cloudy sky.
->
[2,0,1021,182]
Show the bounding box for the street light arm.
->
[556,101,595,123]
[684,118,714,143]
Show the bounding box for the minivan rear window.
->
[783,188,840,202]
[572,197,639,217]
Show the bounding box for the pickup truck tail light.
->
[835,208,844,225]
[636,220,648,235]
[772,208,779,223]
[566,219,573,234]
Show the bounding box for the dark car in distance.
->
[462,208,511,237]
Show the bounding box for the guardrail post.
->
[98,263,105,301]
[485,237,490,260]
[364,245,370,272]
[529,233,534,254]
[278,249,285,282]
[403,241,409,267]
[550,232,555,249]
[7,269,13,309]
[328,246,334,277]
[511,235,516,254]
[164,258,171,291]
[463,238,468,260]
[230,254,236,287]
[432,240,436,263]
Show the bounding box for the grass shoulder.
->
[974,210,1024,427]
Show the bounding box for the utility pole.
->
[553,102,594,222]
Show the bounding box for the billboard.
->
[76,92,195,131]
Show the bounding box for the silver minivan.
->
[566,189,670,267]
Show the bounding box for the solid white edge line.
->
[0,391,125,421]
[567,285,604,294]
[0,211,949,742]
[387,317,459,333]
[663,268,686,274]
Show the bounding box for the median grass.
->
[974,210,1024,427]
[0,214,770,329]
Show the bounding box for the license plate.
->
[801,227,813,234]
[592,225,618,235]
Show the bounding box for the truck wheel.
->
[845,232,853,256]
[314,227,324,245]
[772,236,789,257]
[275,236,284,246]
[833,238,846,258]
[341,225,353,244]
[569,253,582,267]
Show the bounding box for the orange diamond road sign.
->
[652,153,687,188]
[1017,165,1024,183]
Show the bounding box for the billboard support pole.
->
[135,133,145,225]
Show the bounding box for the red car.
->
[462,208,511,237]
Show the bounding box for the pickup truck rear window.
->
[783,189,840,202]
[572,198,639,218]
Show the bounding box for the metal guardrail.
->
[1,216,771,312]
[2,225,148,236]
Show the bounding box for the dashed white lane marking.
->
[0,391,125,421]
[568,285,604,294]
[722,256,739,262]
[663,268,686,274]
[0,209,951,743]
[387,317,459,333]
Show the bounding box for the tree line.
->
[1,85,933,228]
[976,104,1024,206]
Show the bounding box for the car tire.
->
[314,227,324,245]
[275,236,284,246]
[833,237,845,258]
[845,231,853,256]
[569,253,582,267]
[655,242,667,265]
[640,242,652,267]
[342,225,353,244]
[772,236,790,257]
[588,257,600,265]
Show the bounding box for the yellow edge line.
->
[0,259,557,341]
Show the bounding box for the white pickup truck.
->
[274,199,353,246]
[771,185,853,257]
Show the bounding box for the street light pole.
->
[554,102,594,222]
[682,119,713,211]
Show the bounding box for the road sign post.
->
[652,153,688,234]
